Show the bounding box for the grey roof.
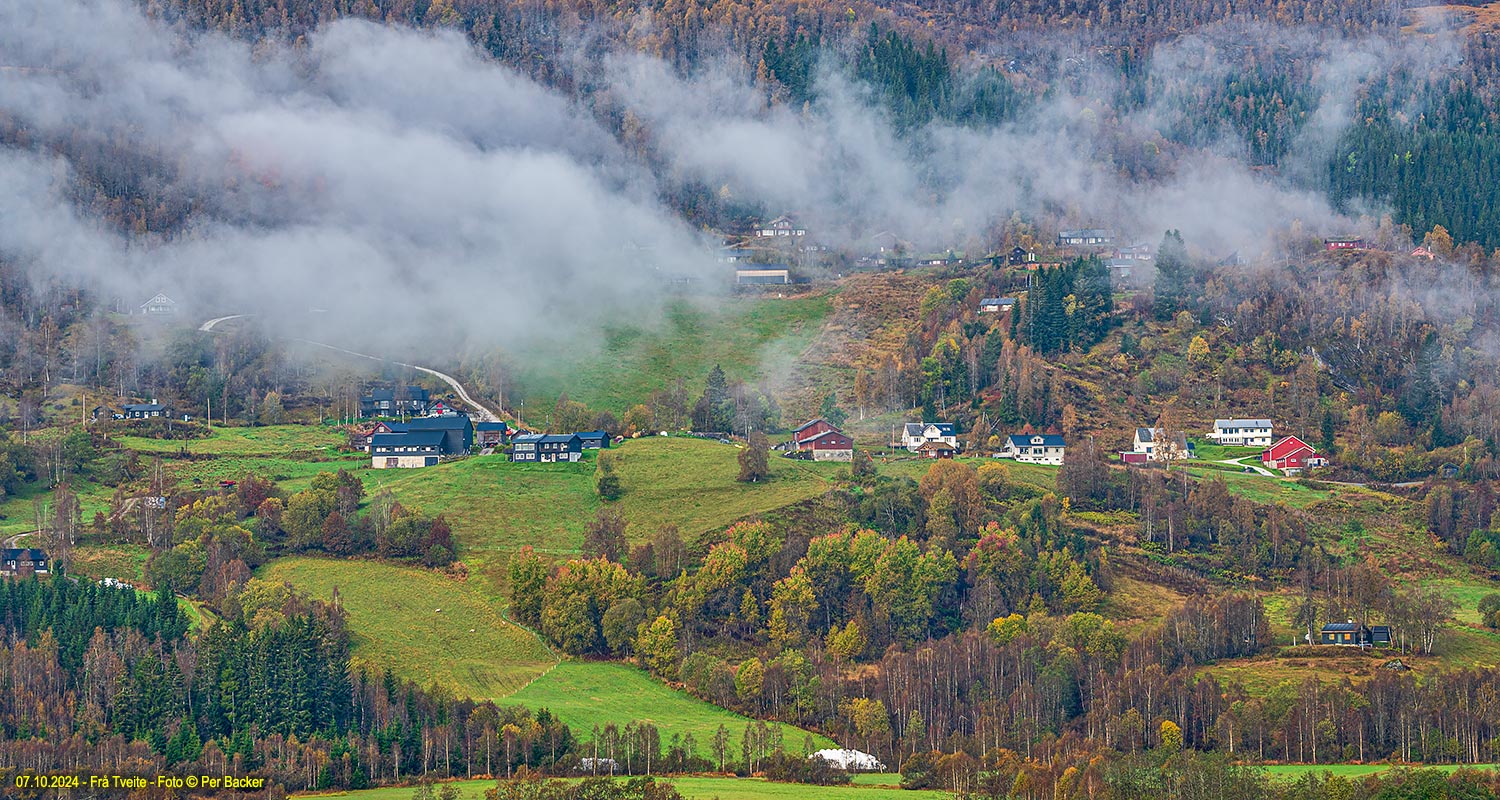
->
[1321,622,1362,632]
[1059,228,1114,238]
[123,403,166,412]
[1215,418,1273,429]
[906,422,955,436]
[408,415,471,431]
[980,297,1016,306]
[1136,428,1155,443]
[577,430,609,439]
[1,548,46,560]
[371,431,445,448]
[1008,433,1065,448]
[540,434,582,445]
[476,422,509,431]
[512,433,545,444]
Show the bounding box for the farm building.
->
[577,431,611,449]
[0,548,49,577]
[1207,419,1274,447]
[406,414,473,455]
[798,429,854,461]
[792,418,841,447]
[476,421,509,448]
[1261,435,1327,474]
[979,297,1016,314]
[999,433,1065,465]
[371,431,444,469]
[916,440,958,459]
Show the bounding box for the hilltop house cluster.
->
[1118,418,1327,475]
[350,385,613,469]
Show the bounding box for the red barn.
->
[1324,237,1365,251]
[1262,435,1327,473]
[792,418,840,446]
[799,430,853,461]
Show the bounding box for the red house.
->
[1262,435,1327,473]
[1324,237,1365,251]
[798,429,853,462]
[792,418,840,447]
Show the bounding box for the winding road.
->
[199,315,507,424]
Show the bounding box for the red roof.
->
[1264,435,1315,462]
[803,430,852,449]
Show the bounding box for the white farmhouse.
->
[902,422,958,452]
[1207,418,1274,447]
[999,433,1066,465]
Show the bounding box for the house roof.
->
[540,434,582,444]
[371,431,445,448]
[476,422,509,431]
[407,415,471,432]
[512,433,545,444]
[1136,427,1155,443]
[803,430,851,446]
[794,418,832,434]
[123,403,166,412]
[1008,433,1065,448]
[1,548,46,560]
[905,422,955,437]
[140,293,175,308]
[1215,418,1272,429]
[980,297,1016,306]
[577,430,609,439]
[1321,622,1363,632]
[1059,228,1114,238]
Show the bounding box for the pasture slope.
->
[291,774,939,800]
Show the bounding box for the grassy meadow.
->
[510,293,836,419]
[261,557,558,699]
[507,661,835,758]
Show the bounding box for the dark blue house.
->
[359,386,430,418]
[407,414,473,455]
[511,433,583,463]
[577,431,611,449]
[371,431,445,468]
[477,421,509,448]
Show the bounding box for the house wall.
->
[812,448,853,462]
[1008,446,1065,466]
[372,455,437,469]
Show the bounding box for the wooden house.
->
[1208,419,1274,447]
[798,429,854,461]
[406,414,473,455]
[756,215,806,238]
[577,431,611,449]
[476,421,509,448]
[360,386,430,418]
[902,423,958,452]
[980,298,1017,314]
[123,403,169,419]
[139,293,177,317]
[510,433,583,463]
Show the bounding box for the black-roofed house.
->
[1320,621,1371,646]
[797,429,854,461]
[359,386,431,418]
[510,433,583,463]
[1007,246,1036,266]
[0,548,49,577]
[406,414,473,455]
[123,402,169,419]
[577,431,611,449]
[371,431,445,469]
[476,421,509,449]
[999,433,1066,465]
[979,298,1017,314]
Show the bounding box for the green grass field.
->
[261,557,558,699]
[113,424,346,455]
[1262,763,1500,780]
[361,438,842,588]
[506,661,836,758]
[294,774,936,800]
[510,294,835,418]
[1180,465,1333,508]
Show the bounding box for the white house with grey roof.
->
[1207,418,1274,447]
[902,422,958,452]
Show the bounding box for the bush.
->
[761,751,851,785]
